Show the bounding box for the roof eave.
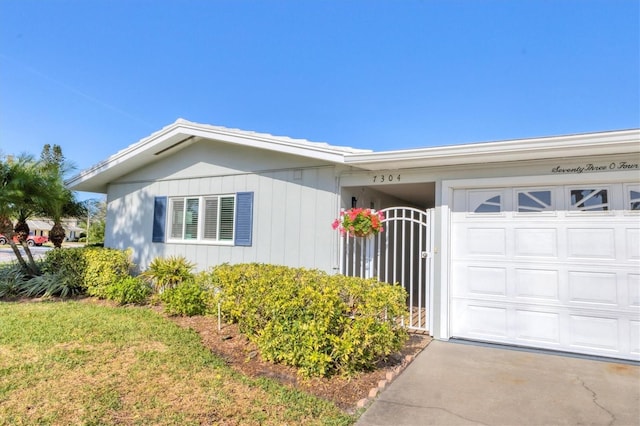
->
[344,129,640,171]
[67,119,367,193]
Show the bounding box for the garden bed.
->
[168,313,431,412]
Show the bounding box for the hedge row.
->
[42,247,133,298]
[211,263,409,377]
[3,250,410,378]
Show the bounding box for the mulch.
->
[168,314,432,412]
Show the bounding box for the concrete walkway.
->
[356,340,640,426]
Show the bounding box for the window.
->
[517,190,553,212]
[153,192,253,245]
[169,195,236,242]
[627,185,640,211]
[630,190,640,211]
[569,188,609,212]
[474,195,501,213]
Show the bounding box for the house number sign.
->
[551,161,638,174]
[372,174,401,183]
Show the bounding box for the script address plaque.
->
[372,174,401,183]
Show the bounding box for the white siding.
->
[105,141,340,273]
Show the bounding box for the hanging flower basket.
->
[332,208,385,237]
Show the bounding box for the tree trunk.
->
[50,222,66,248]
[0,215,12,236]
[13,220,40,276]
[7,240,32,275]
[0,215,32,275]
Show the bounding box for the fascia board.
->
[66,124,191,192]
[344,129,640,171]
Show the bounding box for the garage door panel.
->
[514,228,558,257]
[629,274,640,307]
[451,264,508,298]
[453,303,508,339]
[567,228,616,260]
[630,320,640,355]
[466,228,506,256]
[569,315,619,352]
[514,268,560,301]
[568,271,618,306]
[451,182,640,361]
[515,310,560,344]
[627,228,640,260]
[467,266,507,296]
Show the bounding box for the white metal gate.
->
[340,207,434,332]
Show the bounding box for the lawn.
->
[0,301,353,425]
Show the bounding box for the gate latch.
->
[421,251,429,259]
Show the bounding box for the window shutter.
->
[152,196,167,243]
[234,192,254,246]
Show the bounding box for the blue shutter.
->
[152,196,167,243]
[234,192,253,246]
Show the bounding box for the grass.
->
[0,301,354,425]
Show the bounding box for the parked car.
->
[0,234,49,246]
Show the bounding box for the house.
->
[67,119,640,362]
[25,218,85,242]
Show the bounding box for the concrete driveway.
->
[356,340,640,426]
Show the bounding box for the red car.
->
[0,234,49,246]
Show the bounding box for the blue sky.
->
[1,0,638,189]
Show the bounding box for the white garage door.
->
[451,182,640,361]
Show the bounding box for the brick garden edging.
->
[356,338,433,409]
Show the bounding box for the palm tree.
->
[47,186,85,248]
[39,144,86,248]
[0,155,44,276]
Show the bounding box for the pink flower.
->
[332,207,386,237]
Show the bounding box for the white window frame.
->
[466,189,506,216]
[624,183,640,214]
[566,185,613,216]
[514,187,557,216]
[167,194,236,245]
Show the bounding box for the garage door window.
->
[569,188,609,212]
[470,191,503,213]
[628,187,640,211]
[517,190,552,213]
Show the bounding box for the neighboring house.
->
[26,218,85,241]
[27,218,53,238]
[67,119,640,362]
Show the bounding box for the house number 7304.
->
[372,174,401,183]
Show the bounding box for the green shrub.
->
[141,256,195,293]
[17,272,83,298]
[211,263,408,377]
[1,262,83,299]
[42,247,86,290]
[105,276,152,305]
[161,280,211,316]
[0,263,27,298]
[81,247,133,298]
[41,247,133,298]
